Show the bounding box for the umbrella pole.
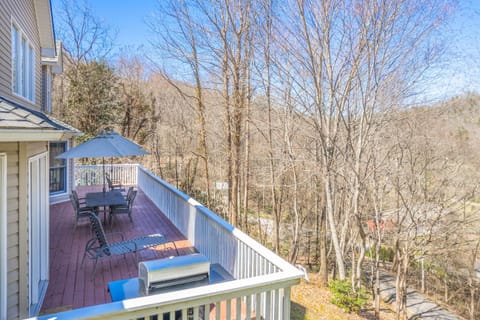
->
[102,157,106,193]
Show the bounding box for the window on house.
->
[42,66,52,112]
[11,22,35,102]
[49,142,67,194]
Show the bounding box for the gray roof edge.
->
[0,96,82,135]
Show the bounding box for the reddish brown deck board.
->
[41,186,194,314]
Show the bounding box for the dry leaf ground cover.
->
[291,274,397,320]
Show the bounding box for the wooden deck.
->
[41,186,195,314]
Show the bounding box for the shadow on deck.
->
[41,186,195,314]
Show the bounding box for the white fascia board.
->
[40,55,58,65]
[33,0,55,50]
[0,129,80,142]
[41,41,63,74]
[40,47,56,59]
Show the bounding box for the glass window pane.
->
[49,142,67,194]
[11,25,18,94]
[11,24,35,100]
[29,45,34,101]
[49,143,66,167]
[16,30,21,94]
[22,37,27,97]
[49,167,65,193]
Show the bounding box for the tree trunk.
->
[288,157,300,264]
[395,252,409,320]
[318,200,328,286]
[374,218,382,320]
[325,175,346,280]
[469,285,476,320]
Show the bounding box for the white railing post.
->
[283,287,291,320]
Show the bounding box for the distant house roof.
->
[366,218,396,233]
[0,96,81,141]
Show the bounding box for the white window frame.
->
[0,153,7,320]
[11,19,35,102]
[49,141,69,195]
[28,152,49,316]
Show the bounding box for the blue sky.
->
[51,0,159,53]
[51,0,480,102]
[87,0,158,50]
[425,0,480,101]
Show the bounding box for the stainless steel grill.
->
[138,254,210,296]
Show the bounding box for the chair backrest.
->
[105,175,113,189]
[69,194,77,209]
[70,193,80,211]
[126,186,134,200]
[72,190,80,201]
[87,212,111,256]
[127,190,137,210]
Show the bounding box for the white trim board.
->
[0,153,7,320]
[28,152,49,316]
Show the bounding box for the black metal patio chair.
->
[81,212,178,277]
[109,188,137,225]
[105,172,124,192]
[70,190,97,231]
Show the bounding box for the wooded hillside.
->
[51,0,479,318]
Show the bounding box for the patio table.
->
[85,190,126,223]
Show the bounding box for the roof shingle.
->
[0,96,80,133]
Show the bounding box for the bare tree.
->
[54,0,116,63]
[279,0,456,284]
[148,0,212,204]
[52,0,118,137]
[384,109,469,319]
[116,52,158,144]
[467,240,479,320]
[253,0,284,252]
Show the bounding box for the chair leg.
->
[91,257,98,279]
[172,242,180,256]
[81,251,86,267]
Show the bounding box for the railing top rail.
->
[139,165,190,201]
[188,197,235,232]
[76,163,139,167]
[139,165,234,232]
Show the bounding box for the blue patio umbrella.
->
[57,130,149,192]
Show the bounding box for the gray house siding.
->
[1,141,49,319]
[3,142,19,319]
[0,0,61,318]
[0,0,42,110]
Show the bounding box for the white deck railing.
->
[35,164,303,320]
[75,164,138,186]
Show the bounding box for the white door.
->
[28,153,49,316]
[0,153,7,320]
